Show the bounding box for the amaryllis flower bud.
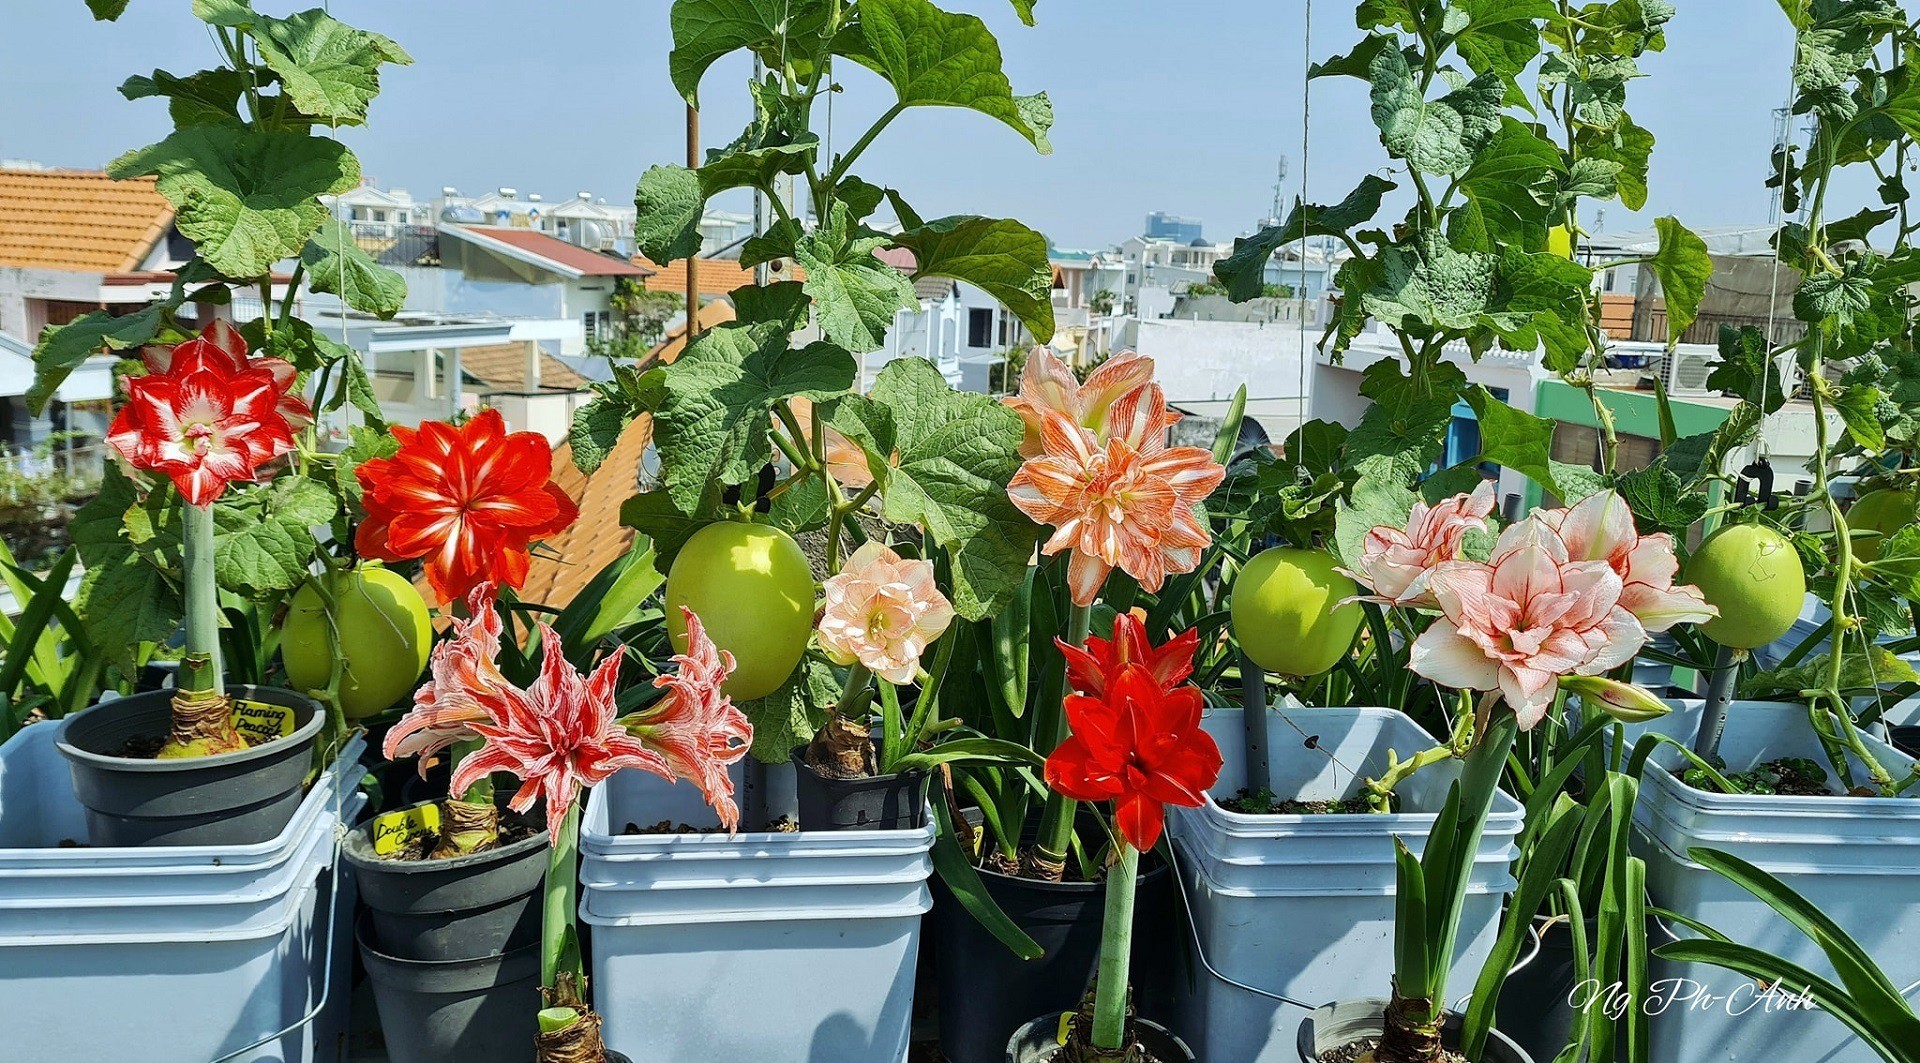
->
[1560,674,1672,724]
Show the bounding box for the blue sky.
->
[2,1,1807,249]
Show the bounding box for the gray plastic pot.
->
[1007,1015,1193,1062]
[56,686,323,846]
[343,802,550,961]
[790,748,928,830]
[357,914,541,1063]
[1296,998,1533,1063]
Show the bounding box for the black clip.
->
[1732,459,1778,510]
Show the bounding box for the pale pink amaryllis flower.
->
[450,624,670,842]
[1340,480,1498,609]
[1411,518,1646,730]
[1003,348,1173,458]
[384,582,510,772]
[1536,490,1717,632]
[817,542,956,685]
[790,398,885,489]
[1010,385,1226,607]
[621,607,754,834]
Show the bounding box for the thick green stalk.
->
[540,801,580,991]
[181,502,223,696]
[1091,843,1141,1051]
[1032,603,1094,870]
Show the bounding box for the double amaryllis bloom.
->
[106,319,307,506]
[393,596,753,839]
[355,408,579,605]
[384,581,510,769]
[1007,351,1225,607]
[1044,614,1222,851]
[1004,348,1165,458]
[1411,518,1645,730]
[625,608,754,833]
[1537,490,1717,632]
[1341,480,1496,609]
[1057,609,1199,699]
[817,542,955,685]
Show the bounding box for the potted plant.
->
[1006,616,1219,1063]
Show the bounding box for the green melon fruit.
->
[1847,488,1916,563]
[666,522,815,701]
[282,566,433,719]
[1686,524,1806,650]
[1230,548,1364,678]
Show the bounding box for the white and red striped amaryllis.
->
[384,581,511,772]
[105,319,302,507]
[450,624,670,842]
[141,318,313,431]
[623,607,754,834]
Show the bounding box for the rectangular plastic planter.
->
[1632,700,1920,1063]
[580,766,931,1063]
[0,722,364,1062]
[1166,706,1523,1063]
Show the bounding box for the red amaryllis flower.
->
[1044,661,1222,852]
[106,323,298,506]
[621,608,754,834]
[451,624,670,841]
[1009,384,1226,607]
[143,318,312,431]
[355,408,579,605]
[384,582,510,771]
[1057,612,1197,699]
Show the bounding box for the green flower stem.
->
[1033,603,1094,871]
[540,800,580,991]
[180,502,223,697]
[839,662,874,719]
[449,736,494,807]
[1091,842,1140,1052]
[894,627,960,768]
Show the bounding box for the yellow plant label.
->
[371,804,441,857]
[1056,1012,1072,1046]
[231,699,296,744]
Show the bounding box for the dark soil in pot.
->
[1892,724,1920,759]
[344,801,550,962]
[1297,997,1534,1063]
[791,746,928,830]
[357,914,541,1063]
[1005,1015,1193,1062]
[56,685,323,846]
[931,845,1173,1063]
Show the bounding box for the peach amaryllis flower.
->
[106,323,299,507]
[450,625,668,841]
[1058,611,1198,699]
[791,398,885,489]
[1009,385,1226,607]
[1003,348,1173,458]
[142,319,312,431]
[384,582,510,770]
[1536,490,1718,632]
[817,542,956,685]
[621,607,754,834]
[355,408,579,605]
[1411,518,1646,730]
[1340,480,1497,609]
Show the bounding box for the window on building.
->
[371,209,388,223]
[967,308,994,348]
[583,311,600,342]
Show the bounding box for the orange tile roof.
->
[633,255,804,298]
[460,342,590,391]
[0,169,172,273]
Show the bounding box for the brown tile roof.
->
[459,342,589,392]
[0,169,172,273]
[451,225,652,278]
[633,255,803,298]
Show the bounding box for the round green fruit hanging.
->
[665,521,815,701]
[1685,523,1806,650]
[282,566,433,719]
[1230,547,1364,678]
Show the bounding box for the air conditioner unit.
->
[1665,347,1718,395]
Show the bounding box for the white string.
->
[1297,0,1313,433]
[1759,64,1799,463]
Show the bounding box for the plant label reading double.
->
[231,699,296,744]
[371,804,441,857]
